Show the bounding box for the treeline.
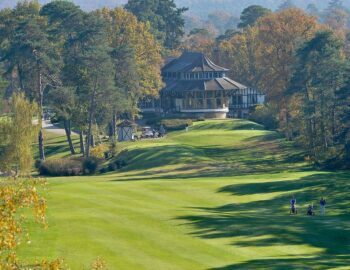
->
[186,0,350,168]
[0,0,163,160]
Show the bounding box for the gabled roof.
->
[117,120,137,127]
[162,77,247,92]
[162,52,229,73]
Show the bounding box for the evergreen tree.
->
[0,1,60,160]
[125,0,188,49]
[238,5,271,29]
[290,31,348,164]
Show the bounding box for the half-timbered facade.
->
[140,52,264,119]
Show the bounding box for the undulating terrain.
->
[20,119,350,269]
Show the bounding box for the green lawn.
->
[19,119,350,269]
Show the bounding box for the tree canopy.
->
[237,5,271,28]
[125,0,188,49]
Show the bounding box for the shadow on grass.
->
[211,255,350,270]
[177,172,350,269]
[112,132,308,181]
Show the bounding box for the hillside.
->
[18,119,350,269]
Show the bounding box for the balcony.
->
[180,107,229,113]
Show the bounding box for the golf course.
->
[19,119,350,269]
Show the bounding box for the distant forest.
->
[1,0,345,35]
[0,0,341,15]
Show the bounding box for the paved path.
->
[42,120,78,136]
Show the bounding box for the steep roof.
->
[162,52,229,73]
[162,77,247,92]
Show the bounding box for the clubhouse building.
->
[140,52,264,119]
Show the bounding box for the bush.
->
[90,144,110,159]
[99,167,108,174]
[82,157,99,175]
[250,104,278,130]
[37,158,82,176]
[160,119,193,131]
[107,160,127,172]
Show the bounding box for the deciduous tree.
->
[0,93,38,175]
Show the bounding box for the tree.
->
[41,1,88,154]
[0,93,38,175]
[218,27,263,88]
[97,7,163,120]
[254,9,320,139]
[207,11,238,34]
[125,0,188,49]
[238,5,271,29]
[47,87,76,154]
[0,1,60,160]
[306,3,320,17]
[189,28,211,38]
[278,0,296,11]
[323,0,348,35]
[218,9,321,139]
[289,31,347,163]
[0,178,49,268]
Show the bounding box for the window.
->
[196,92,204,98]
[206,99,214,109]
[206,91,214,98]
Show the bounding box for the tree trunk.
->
[85,89,97,157]
[64,120,76,155]
[37,69,45,161]
[112,113,117,142]
[90,134,95,147]
[79,131,85,156]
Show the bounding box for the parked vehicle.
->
[141,126,158,138]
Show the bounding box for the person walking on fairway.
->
[185,123,189,132]
[320,197,326,215]
[290,195,297,214]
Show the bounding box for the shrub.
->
[82,157,99,175]
[90,144,110,159]
[160,119,193,131]
[107,160,127,172]
[250,104,279,130]
[99,167,108,174]
[37,158,82,176]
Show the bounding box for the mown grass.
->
[19,119,350,269]
[33,131,80,160]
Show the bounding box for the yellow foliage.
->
[0,177,47,269]
[0,93,38,175]
[97,7,163,97]
[90,257,107,270]
[90,144,109,159]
